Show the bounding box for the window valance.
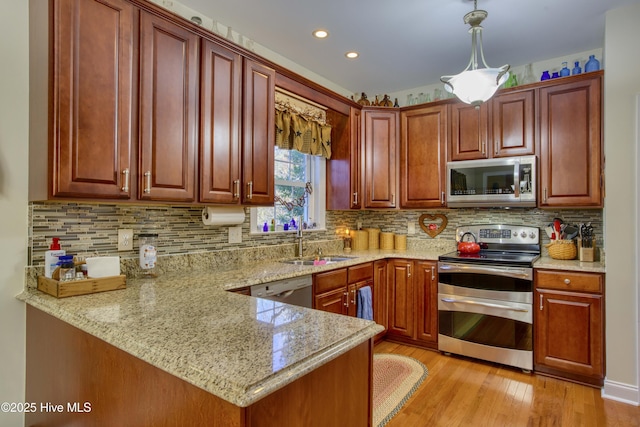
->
[275,90,332,159]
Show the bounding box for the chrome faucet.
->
[295,216,304,258]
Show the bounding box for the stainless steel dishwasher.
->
[250,275,313,308]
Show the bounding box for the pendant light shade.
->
[440,0,510,107]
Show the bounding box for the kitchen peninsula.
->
[20,257,386,426]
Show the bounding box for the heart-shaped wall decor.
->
[418,214,448,238]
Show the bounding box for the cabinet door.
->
[363,109,398,208]
[199,39,242,204]
[51,0,135,199]
[400,105,447,208]
[139,12,199,202]
[449,102,490,161]
[539,73,603,207]
[350,108,363,209]
[326,108,361,210]
[373,260,388,333]
[535,289,604,384]
[315,287,347,315]
[242,59,275,205]
[415,261,438,345]
[386,260,414,338]
[491,89,535,158]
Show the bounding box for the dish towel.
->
[357,286,374,321]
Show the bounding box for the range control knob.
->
[513,231,518,237]
[520,231,527,238]
[529,232,537,239]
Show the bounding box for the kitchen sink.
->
[280,256,356,266]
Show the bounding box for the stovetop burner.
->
[439,224,541,268]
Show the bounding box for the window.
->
[251,147,325,233]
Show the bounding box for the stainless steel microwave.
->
[446,155,536,208]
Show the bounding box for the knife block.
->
[577,238,596,262]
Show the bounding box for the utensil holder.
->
[578,238,596,262]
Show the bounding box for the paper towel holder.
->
[201,206,245,226]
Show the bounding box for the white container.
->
[44,237,65,278]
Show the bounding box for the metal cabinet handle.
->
[353,191,358,206]
[247,181,253,199]
[391,193,395,206]
[544,188,548,202]
[441,191,445,205]
[351,289,356,305]
[121,168,130,192]
[441,297,529,313]
[407,264,411,278]
[539,294,544,311]
[431,266,435,281]
[564,278,571,285]
[144,171,151,194]
[344,291,349,307]
[482,141,486,155]
[233,180,240,199]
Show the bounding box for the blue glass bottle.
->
[551,72,560,79]
[560,62,570,77]
[540,71,551,81]
[585,55,600,72]
[572,61,582,75]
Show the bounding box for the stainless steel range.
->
[437,224,540,371]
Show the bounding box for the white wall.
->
[603,2,640,405]
[0,1,30,426]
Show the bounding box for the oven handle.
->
[438,263,532,280]
[441,297,529,313]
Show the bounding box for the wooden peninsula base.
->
[25,306,373,426]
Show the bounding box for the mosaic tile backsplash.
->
[29,202,603,267]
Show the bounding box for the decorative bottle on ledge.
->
[572,61,582,75]
[585,55,600,72]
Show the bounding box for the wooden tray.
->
[37,275,126,298]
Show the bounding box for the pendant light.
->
[440,0,510,107]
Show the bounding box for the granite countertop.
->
[16,246,604,407]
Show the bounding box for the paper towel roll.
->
[202,206,245,226]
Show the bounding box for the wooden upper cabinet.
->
[363,109,398,208]
[199,39,242,204]
[350,108,363,209]
[449,102,490,161]
[241,59,275,205]
[51,0,135,199]
[539,72,603,208]
[139,11,199,202]
[326,108,361,210]
[491,88,535,158]
[400,105,447,208]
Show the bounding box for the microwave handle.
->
[514,162,520,198]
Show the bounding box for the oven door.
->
[438,290,533,370]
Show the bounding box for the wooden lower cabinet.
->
[534,269,605,386]
[386,259,438,349]
[26,306,373,427]
[313,263,374,318]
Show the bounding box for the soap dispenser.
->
[45,237,66,278]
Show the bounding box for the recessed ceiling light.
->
[345,51,359,59]
[312,29,329,39]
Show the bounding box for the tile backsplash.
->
[29,202,604,266]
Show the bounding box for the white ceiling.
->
[179,0,639,95]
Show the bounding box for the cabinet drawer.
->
[348,262,373,284]
[536,270,603,293]
[314,268,348,294]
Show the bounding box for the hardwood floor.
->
[375,340,640,427]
